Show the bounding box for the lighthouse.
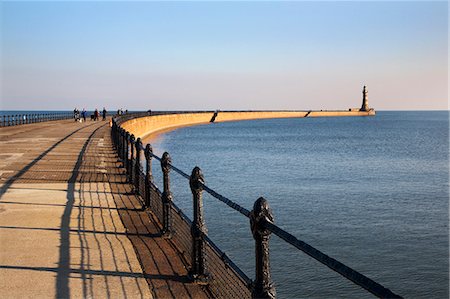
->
[360,85,369,111]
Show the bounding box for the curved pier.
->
[1,108,402,299]
[121,109,375,141]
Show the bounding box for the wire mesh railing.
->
[110,113,403,299]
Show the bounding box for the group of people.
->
[116,108,128,115]
[73,108,108,122]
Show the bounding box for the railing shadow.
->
[0,123,98,200]
[109,181,207,299]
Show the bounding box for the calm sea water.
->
[146,111,449,298]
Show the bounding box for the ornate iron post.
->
[116,124,120,151]
[144,144,153,208]
[117,126,122,159]
[135,137,142,193]
[117,124,120,151]
[189,167,208,283]
[113,122,117,149]
[121,128,125,161]
[121,129,125,161]
[161,152,173,238]
[125,132,130,175]
[250,197,276,299]
[130,134,135,183]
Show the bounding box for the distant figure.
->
[94,109,99,121]
[125,109,128,114]
[81,108,86,122]
[102,107,107,121]
[73,108,80,121]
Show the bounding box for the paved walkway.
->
[0,120,210,298]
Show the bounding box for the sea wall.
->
[213,111,308,122]
[120,112,214,139]
[308,110,375,117]
[120,110,375,139]
[213,110,375,123]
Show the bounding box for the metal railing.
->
[111,113,403,299]
[0,112,73,127]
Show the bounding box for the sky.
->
[0,1,448,111]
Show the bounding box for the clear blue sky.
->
[1,1,448,110]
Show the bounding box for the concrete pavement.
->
[0,119,210,298]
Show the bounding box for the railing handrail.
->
[111,113,403,299]
[0,111,73,127]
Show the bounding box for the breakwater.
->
[112,110,404,298]
[120,110,375,140]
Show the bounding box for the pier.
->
[0,119,210,298]
[0,110,402,298]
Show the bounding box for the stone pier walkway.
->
[0,120,210,298]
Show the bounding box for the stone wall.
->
[120,112,214,139]
[121,110,375,139]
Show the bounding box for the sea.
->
[145,111,449,298]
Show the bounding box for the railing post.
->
[130,134,135,183]
[122,129,126,163]
[121,129,124,159]
[144,144,153,208]
[250,197,276,299]
[161,152,173,238]
[135,137,142,193]
[117,126,122,159]
[115,123,119,150]
[189,166,208,283]
[125,132,130,175]
[111,121,116,145]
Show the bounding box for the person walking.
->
[81,108,86,122]
[94,109,99,121]
[73,108,79,121]
[102,107,107,121]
